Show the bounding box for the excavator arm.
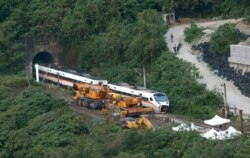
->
[125,117,153,129]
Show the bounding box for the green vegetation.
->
[163,0,250,18]
[243,16,250,24]
[218,0,250,18]
[184,23,204,43]
[0,42,25,75]
[0,87,88,157]
[149,52,221,119]
[237,138,250,157]
[79,9,166,82]
[209,23,241,55]
[0,75,28,100]
[0,86,241,157]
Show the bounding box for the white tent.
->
[204,115,230,126]
[200,128,219,139]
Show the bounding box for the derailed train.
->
[35,64,170,113]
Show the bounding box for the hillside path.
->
[165,19,250,115]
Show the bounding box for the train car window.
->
[150,97,153,101]
[142,97,148,101]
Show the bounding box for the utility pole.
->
[239,110,244,133]
[143,67,146,88]
[222,83,229,118]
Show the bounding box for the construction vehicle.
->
[72,83,153,116]
[108,84,170,113]
[122,116,154,129]
[72,83,109,109]
[108,92,153,116]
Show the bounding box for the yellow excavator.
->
[122,116,154,129]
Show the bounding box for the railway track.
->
[153,113,220,132]
[43,83,243,133]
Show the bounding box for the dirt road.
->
[166,19,250,115]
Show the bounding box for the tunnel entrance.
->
[32,51,54,65]
[32,51,54,78]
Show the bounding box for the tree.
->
[126,9,166,67]
[184,22,204,43]
[209,23,241,56]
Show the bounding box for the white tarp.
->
[200,128,219,140]
[172,123,199,132]
[201,126,241,140]
[204,115,230,126]
[223,126,241,137]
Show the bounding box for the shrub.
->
[0,87,89,157]
[243,16,250,24]
[149,52,222,119]
[209,23,241,56]
[184,22,204,43]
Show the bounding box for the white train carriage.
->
[108,84,169,113]
[34,64,170,112]
[35,64,108,87]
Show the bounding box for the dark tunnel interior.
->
[32,51,54,65]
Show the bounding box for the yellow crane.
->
[72,83,153,116]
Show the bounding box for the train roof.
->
[36,64,108,85]
[37,64,105,81]
[108,83,165,97]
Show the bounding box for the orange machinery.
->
[109,92,153,117]
[72,83,153,116]
[72,83,109,109]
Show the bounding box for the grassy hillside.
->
[0,80,242,157]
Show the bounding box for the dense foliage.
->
[0,86,88,157]
[79,9,166,82]
[209,23,243,56]
[0,75,28,99]
[0,42,25,75]
[243,16,250,24]
[0,0,166,77]
[149,52,221,119]
[0,83,242,157]
[237,138,250,157]
[1,0,249,74]
[163,0,250,18]
[184,23,204,43]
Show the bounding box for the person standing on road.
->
[173,44,177,55]
[177,41,183,53]
[170,33,174,42]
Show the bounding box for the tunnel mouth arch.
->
[32,51,54,65]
